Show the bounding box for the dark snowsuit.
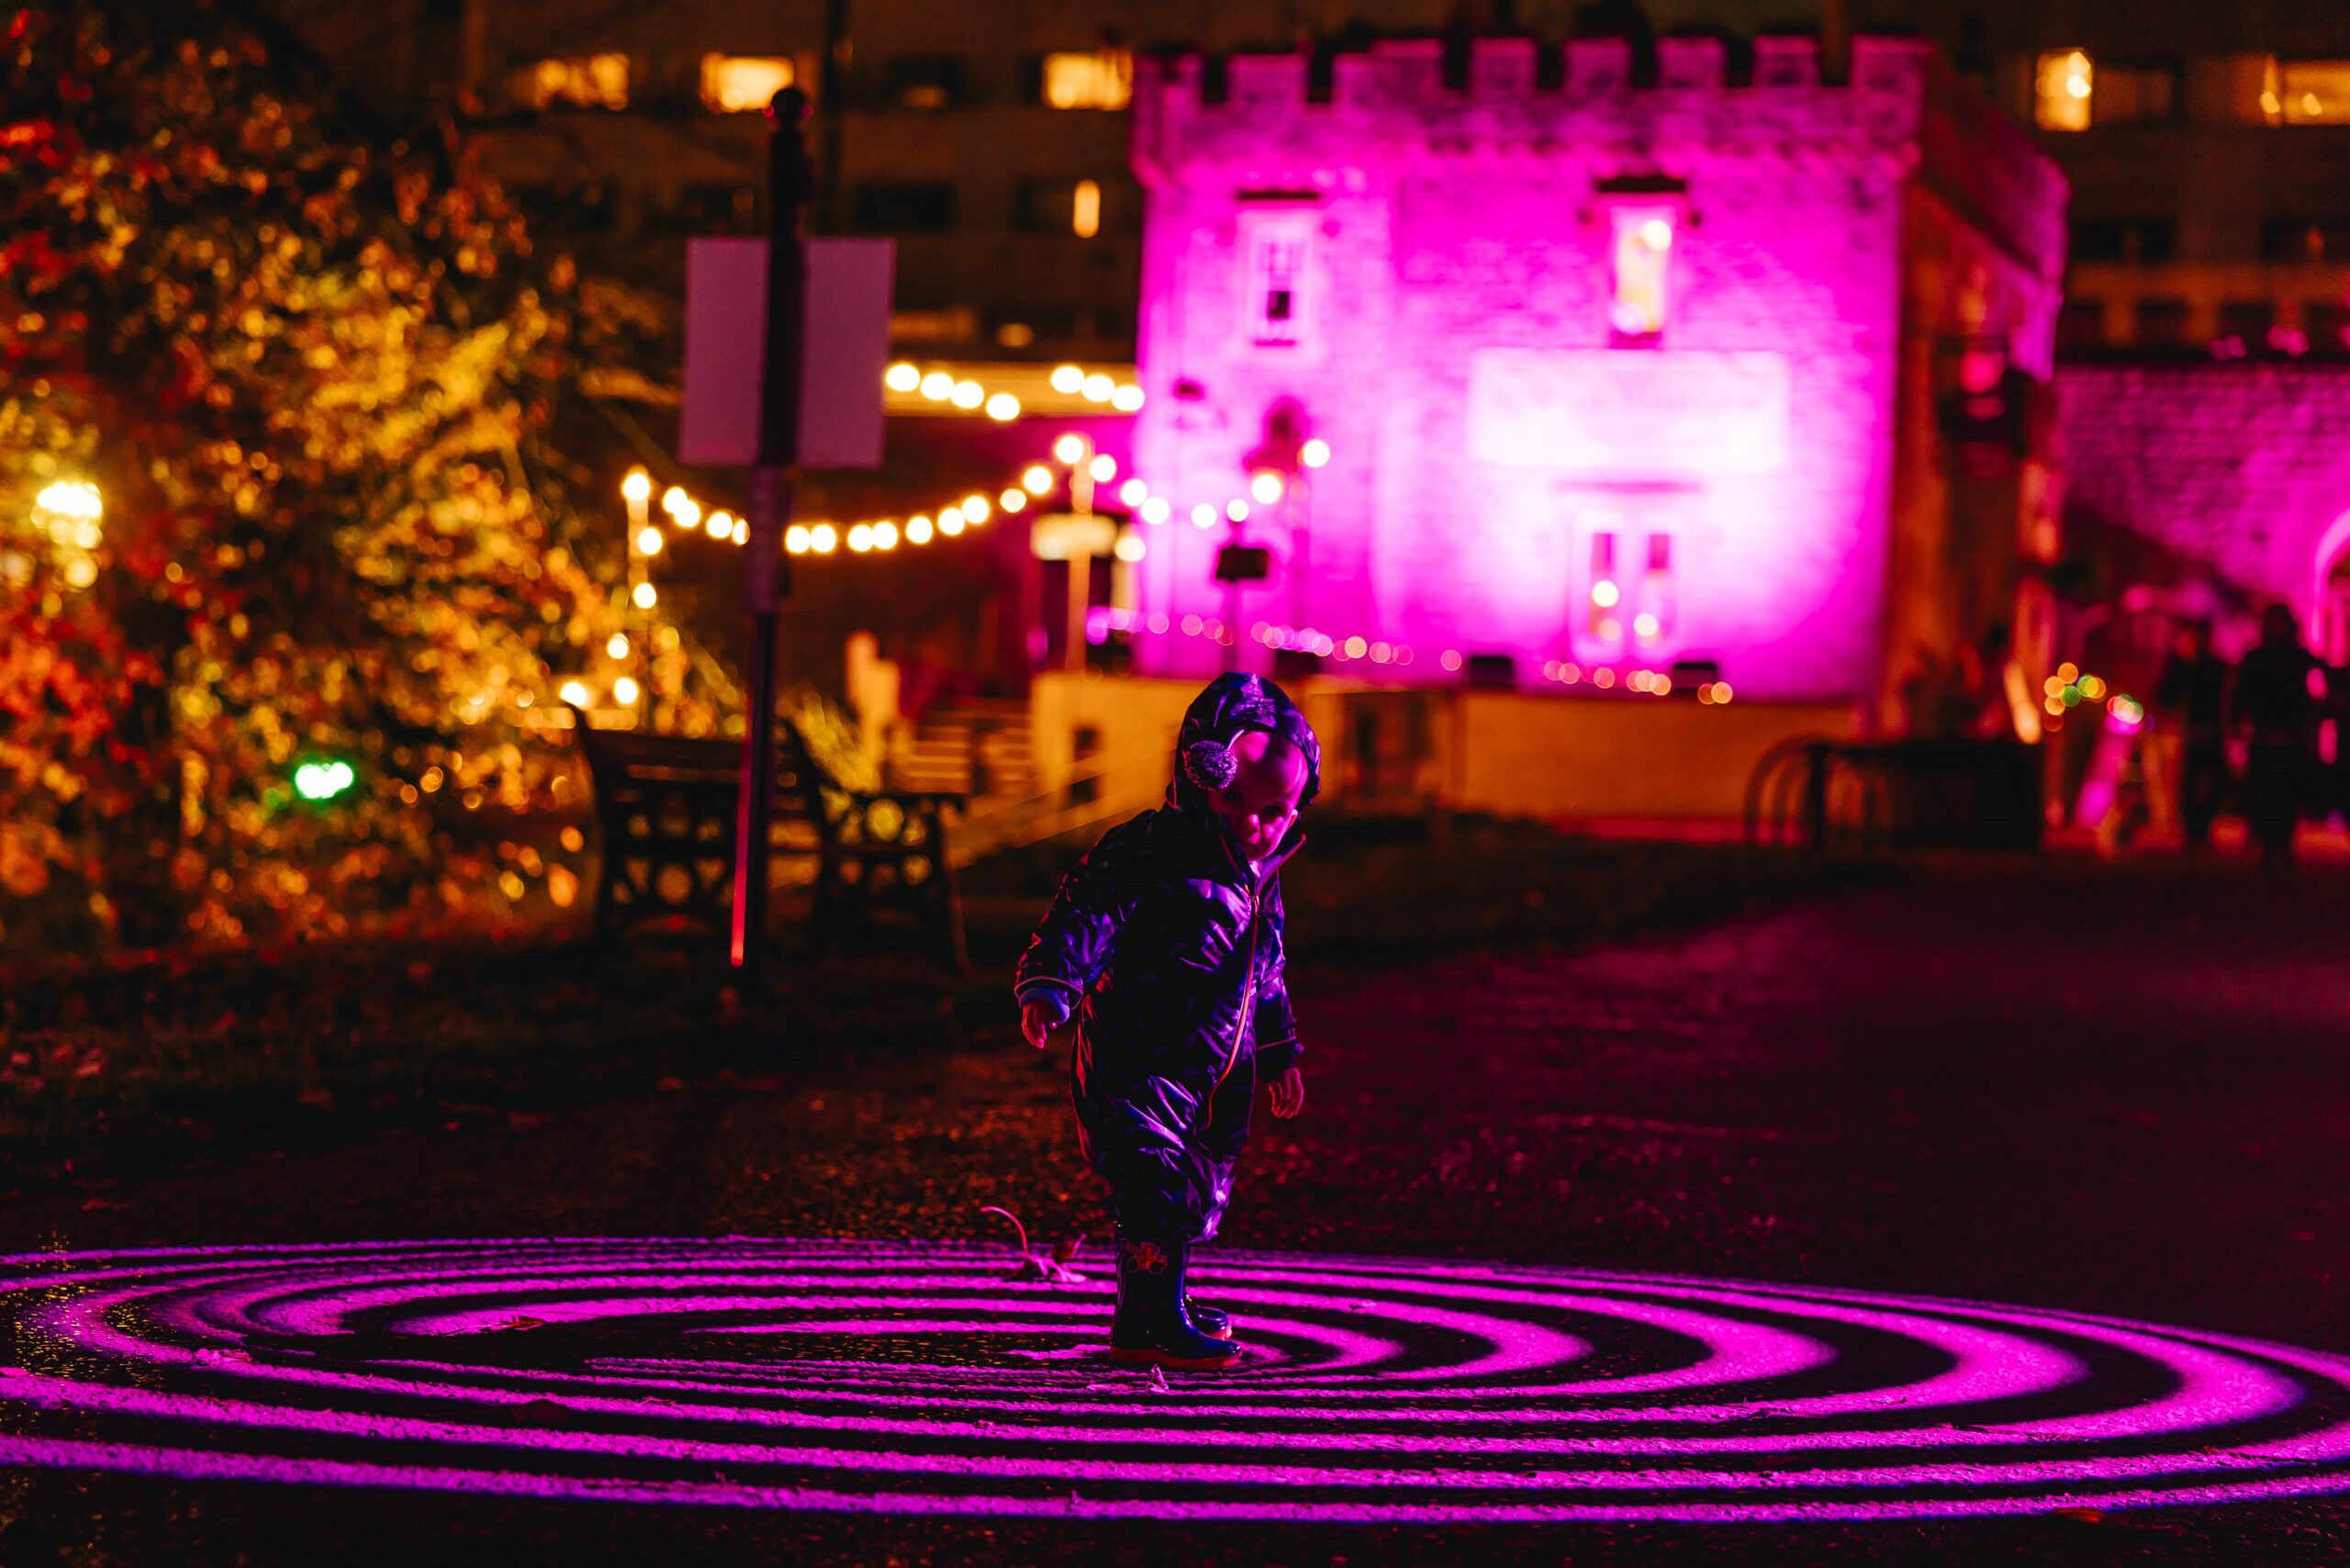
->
[1014,675,1320,1248]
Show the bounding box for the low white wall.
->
[1028,674,1860,823]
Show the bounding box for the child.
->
[1016,673,1318,1370]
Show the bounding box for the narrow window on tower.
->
[1636,532,1677,645]
[1071,179,1102,239]
[1609,207,1674,346]
[1240,211,1315,348]
[1587,530,1622,641]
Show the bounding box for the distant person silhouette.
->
[2232,605,2324,867]
[2154,622,2229,849]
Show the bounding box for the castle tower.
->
[1125,35,2065,704]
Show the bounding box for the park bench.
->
[570,711,966,967]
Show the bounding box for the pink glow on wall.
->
[1126,39,1955,700]
[2060,364,2350,632]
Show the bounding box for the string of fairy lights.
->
[583,420,1749,702]
[580,358,1761,703]
[881,359,1147,420]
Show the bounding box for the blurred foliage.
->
[0,2,729,953]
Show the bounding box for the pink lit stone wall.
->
[1128,36,2065,703]
[2057,364,2350,622]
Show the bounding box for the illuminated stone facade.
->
[2058,363,2350,658]
[1127,36,2067,703]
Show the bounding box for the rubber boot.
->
[1108,1237,1240,1370]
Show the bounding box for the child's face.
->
[1206,731,1307,859]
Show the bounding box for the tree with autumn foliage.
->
[0,1,729,951]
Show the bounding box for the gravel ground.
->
[6,853,2350,1563]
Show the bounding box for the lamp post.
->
[729,85,813,978]
[1057,433,1095,674]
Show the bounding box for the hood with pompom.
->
[1168,672,1321,817]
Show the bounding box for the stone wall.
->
[2056,363,2350,620]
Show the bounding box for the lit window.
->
[1018,179,1124,236]
[2264,218,2350,263]
[1586,529,1620,640]
[2266,59,2350,125]
[1639,532,1678,644]
[1609,207,1674,343]
[701,55,795,113]
[2034,50,2093,131]
[512,53,631,111]
[1042,50,1134,110]
[1241,212,1314,347]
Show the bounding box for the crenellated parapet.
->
[1134,35,1930,185]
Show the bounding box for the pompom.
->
[1182,739,1239,792]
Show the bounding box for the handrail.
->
[947,737,1176,862]
[954,739,1169,825]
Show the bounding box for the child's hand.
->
[1020,1000,1061,1050]
[1269,1065,1305,1119]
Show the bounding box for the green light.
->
[293,759,357,801]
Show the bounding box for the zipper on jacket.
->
[1202,886,1259,1130]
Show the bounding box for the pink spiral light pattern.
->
[3,1238,2348,1522]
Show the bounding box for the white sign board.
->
[680,237,893,468]
[1467,349,1791,476]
